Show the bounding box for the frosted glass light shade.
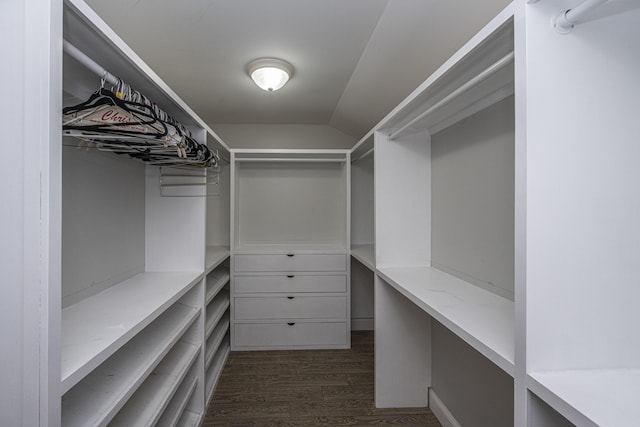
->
[248,58,293,91]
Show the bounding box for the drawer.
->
[234,296,347,320]
[234,274,347,294]
[234,322,348,348]
[234,254,347,272]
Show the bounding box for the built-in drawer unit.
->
[234,253,347,272]
[234,321,348,348]
[231,252,350,349]
[234,295,347,320]
[234,274,347,294]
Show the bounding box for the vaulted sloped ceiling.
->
[84,0,511,142]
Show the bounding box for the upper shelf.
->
[61,271,202,393]
[377,266,514,376]
[374,4,515,140]
[63,0,229,155]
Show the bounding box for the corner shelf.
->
[350,244,375,272]
[61,271,202,393]
[205,293,230,339]
[205,246,230,275]
[377,266,514,375]
[205,269,230,305]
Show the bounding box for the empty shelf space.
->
[205,319,230,370]
[528,369,640,427]
[206,337,230,403]
[61,303,199,427]
[205,270,230,305]
[205,294,230,339]
[350,244,375,271]
[109,341,200,427]
[156,374,198,427]
[377,266,514,375]
[205,246,229,274]
[62,271,202,392]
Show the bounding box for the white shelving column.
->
[523,2,640,426]
[371,4,517,421]
[350,134,375,330]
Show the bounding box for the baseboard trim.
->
[351,318,374,331]
[429,388,462,427]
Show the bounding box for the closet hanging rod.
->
[389,51,514,141]
[63,40,119,86]
[553,0,608,33]
[351,147,374,164]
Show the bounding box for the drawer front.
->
[234,274,347,294]
[234,322,348,348]
[234,296,347,320]
[234,254,347,272]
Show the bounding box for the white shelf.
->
[350,244,375,271]
[61,303,199,427]
[377,266,514,375]
[176,409,201,427]
[527,369,640,427]
[205,319,230,370]
[155,374,198,427]
[61,271,202,392]
[205,270,230,305]
[206,338,230,403]
[205,246,229,274]
[109,341,200,427]
[205,293,230,339]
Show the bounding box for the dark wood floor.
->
[202,331,442,426]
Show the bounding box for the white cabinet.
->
[230,150,351,350]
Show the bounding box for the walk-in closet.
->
[4,0,640,426]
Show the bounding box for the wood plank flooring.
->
[202,331,441,426]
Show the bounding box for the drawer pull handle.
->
[286,254,295,257]
[286,275,294,278]
[287,322,295,326]
[287,296,295,299]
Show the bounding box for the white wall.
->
[211,124,356,150]
[431,97,515,300]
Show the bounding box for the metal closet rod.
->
[63,40,119,86]
[389,51,514,141]
[554,0,608,33]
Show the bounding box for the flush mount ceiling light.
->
[248,58,293,92]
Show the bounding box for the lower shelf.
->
[206,337,230,403]
[177,409,201,427]
[61,304,199,427]
[109,341,200,426]
[156,374,198,427]
[528,369,640,427]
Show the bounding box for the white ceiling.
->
[84,0,511,142]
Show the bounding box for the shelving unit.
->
[367,1,640,426]
[230,150,351,349]
[56,0,233,425]
[371,3,517,422]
